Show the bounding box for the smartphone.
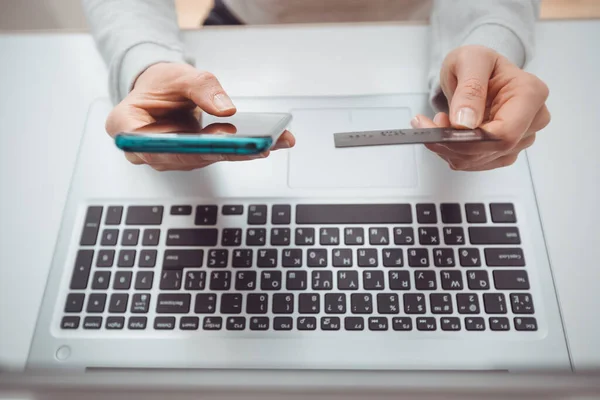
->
[114,112,292,155]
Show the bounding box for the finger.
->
[124,152,144,165]
[527,104,551,134]
[433,112,451,127]
[272,130,295,150]
[106,103,155,137]
[460,153,520,172]
[176,71,236,117]
[201,122,237,134]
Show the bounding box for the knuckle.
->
[500,154,519,168]
[459,77,486,100]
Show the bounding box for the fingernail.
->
[456,108,477,129]
[410,116,420,129]
[433,113,443,125]
[213,93,235,111]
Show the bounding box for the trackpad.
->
[288,108,418,189]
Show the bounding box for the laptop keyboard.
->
[60,202,538,333]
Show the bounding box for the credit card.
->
[333,127,498,148]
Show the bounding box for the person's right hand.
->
[105,62,295,171]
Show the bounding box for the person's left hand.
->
[412,45,551,171]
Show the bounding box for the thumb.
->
[178,71,236,117]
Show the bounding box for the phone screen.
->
[199,112,291,138]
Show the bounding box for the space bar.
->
[296,204,412,224]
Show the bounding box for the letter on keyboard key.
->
[514,317,537,331]
[106,316,125,330]
[156,294,190,313]
[382,248,403,267]
[154,317,176,330]
[459,248,481,267]
[296,204,412,224]
[235,271,256,291]
[250,317,269,331]
[232,249,253,268]
[126,206,163,225]
[203,317,222,330]
[209,271,231,290]
[465,317,485,331]
[469,227,521,245]
[128,317,147,330]
[226,317,246,330]
[70,250,93,289]
[441,317,461,331]
[272,205,291,225]
[312,271,333,290]
[333,248,353,267]
[286,270,307,290]
[337,270,359,290]
[417,317,437,331]
[180,317,200,330]
[321,317,341,331]
[490,203,517,223]
[166,229,218,246]
[493,270,530,290]
[388,271,411,290]
[83,316,102,330]
[298,316,317,331]
[510,293,535,314]
[465,203,486,224]
[345,317,365,331]
[393,227,414,245]
[369,317,389,331]
[485,248,525,267]
[248,205,268,225]
[363,271,384,290]
[274,317,293,331]
[467,270,489,290]
[416,204,437,224]
[392,317,413,331]
[489,317,510,331]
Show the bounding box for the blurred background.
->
[1,0,599,31]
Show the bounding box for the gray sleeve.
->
[82,0,195,105]
[428,0,540,113]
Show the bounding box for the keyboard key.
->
[209,271,231,290]
[443,227,465,245]
[130,293,151,313]
[61,316,80,329]
[96,250,115,267]
[272,204,291,225]
[369,227,389,245]
[299,293,320,314]
[195,294,217,314]
[222,228,242,247]
[91,271,111,290]
[160,270,182,290]
[296,204,412,224]
[433,248,455,267]
[286,270,308,290]
[430,293,453,314]
[185,270,206,290]
[351,293,373,314]
[440,203,462,224]
[465,317,486,331]
[195,205,218,225]
[203,316,222,330]
[416,204,437,224]
[138,229,159,246]
[274,317,293,330]
[332,248,353,267]
[307,249,327,267]
[489,317,510,331]
[484,293,508,314]
[69,254,94,288]
[246,228,267,246]
[320,228,340,245]
[108,293,128,313]
[121,229,139,246]
[392,317,413,331]
[139,250,157,267]
[272,293,294,314]
[345,317,365,331]
[469,227,521,245]
[282,249,302,267]
[154,317,176,330]
[117,250,136,267]
[166,229,218,246]
[457,294,480,314]
[83,316,103,330]
[459,248,481,267]
[80,206,103,245]
[128,317,147,330]
[232,249,253,268]
[485,248,525,267]
[408,248,429,267]
[105,206,123,225]
[298,316,317,330]
[493,270,530,290]
[248,204,268,225]
[87,293,106,313]
[510,293,535,314]
[357,248,378,267]
[514,317,538,331]
[417,317,437,331]
[207,249,228,268]
[164,250,204,269]
[369,317,389,331]
[113,271,132,290]
[126,206,163,225]
[377,293,400,314]
[222,205,243,215]
[415,270,437,290]
[312,271,333,290]
[271,228,291,246]
[393,227,414,245]
[441,317,461,331]
[440,270,463,290]
[135,271,154,290]
[295,228,316,245]
[246,293,269,314]
[106,316,125,330]
[490,203,517,223]
[101,229,119,246]
[261,271,282,290]
[389,271,411,290]
[180,316,200,330]
[257,249,277,268]
[220,293,243,314]
[156,293,191,314]
[363,271,385,290]
[344,227,365,245]
[249,316,269,330]
[321,317,341,330]
[325,293,346,314]
[465,203,487,223]
[170,205,192,215]
[467,270,490,290]
[65,293,85,313]
[404,293,426,314]
[382,248,403,267]
[235,271,256,290]
[419,227,440,245]
[337,270,359,290]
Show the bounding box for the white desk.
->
[1,21,599,370]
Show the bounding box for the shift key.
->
[469,227,520,245]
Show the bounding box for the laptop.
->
[26,94,571,372]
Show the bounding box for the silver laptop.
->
[26,94,571,372]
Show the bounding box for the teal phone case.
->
[114,135,273,155]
